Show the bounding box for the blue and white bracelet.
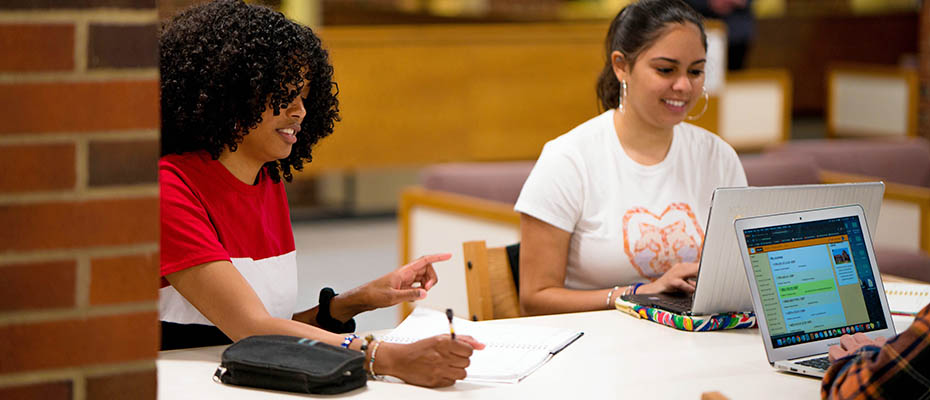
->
[341,333,359,349]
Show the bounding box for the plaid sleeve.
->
[821,304,930,399]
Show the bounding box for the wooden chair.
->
[397,188,520,321]
[462,240,521,321]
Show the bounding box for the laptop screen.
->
[741,215,888,349]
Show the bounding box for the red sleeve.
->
[159,163,230,285]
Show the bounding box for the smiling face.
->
[614,22,706,131]
[235,81,310,165]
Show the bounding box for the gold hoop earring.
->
[618,80,628,113]
[686,88,709,121]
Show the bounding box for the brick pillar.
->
[0,1,160,399]
[920,0,930,138]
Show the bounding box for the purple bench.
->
[762,137,930,188]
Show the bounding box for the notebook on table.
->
[622,182,884,316]
[382,306,583,384]
[883,282,930,316]
[734,205,897,378]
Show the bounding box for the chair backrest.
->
[827,63,918,138]
[462,240,521,321]
[717,69,792,151]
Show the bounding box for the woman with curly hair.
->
[159,0,482,388]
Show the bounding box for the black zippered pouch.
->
[213,335,366,394]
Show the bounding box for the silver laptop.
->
[734,205,896,377]
[623,182,884,315]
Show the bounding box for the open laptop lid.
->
[692,182,884,315]
[734,205,896,364]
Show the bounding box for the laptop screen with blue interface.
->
[742,216,887,349]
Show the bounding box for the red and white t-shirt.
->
[159,151,297,325]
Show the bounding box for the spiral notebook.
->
[382,306,583,384]
[884,282,930,316]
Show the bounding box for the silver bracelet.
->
[606,285,620,308]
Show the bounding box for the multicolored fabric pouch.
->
[615,298,757,331]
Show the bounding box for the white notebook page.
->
[884,282,930,316]
[382,306,583,383]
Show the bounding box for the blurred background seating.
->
[717,69,792,151]
[403,149,930,318]
[826,64,919,138]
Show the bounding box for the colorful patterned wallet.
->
[615,297,757,331]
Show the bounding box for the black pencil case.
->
[213,335,366,394]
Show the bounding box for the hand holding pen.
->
[379,309,484,387]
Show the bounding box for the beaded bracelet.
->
[341,333,359,349]
[368,340,383,380]
[360,334,375,353]
[605,285,620,308]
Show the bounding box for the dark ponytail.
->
[596,0,707,111]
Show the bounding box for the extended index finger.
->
[406,253,452,270]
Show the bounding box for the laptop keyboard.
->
[662,296,693,309]
[797,356,831,370]
[623,293,693,314]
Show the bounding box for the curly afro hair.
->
[160,0,339,183]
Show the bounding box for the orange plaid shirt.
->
[821,303,930,399]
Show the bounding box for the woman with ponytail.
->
[515,0,746,315]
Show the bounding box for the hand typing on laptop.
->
[619,262,700,316]
[636,262,698,294]
[821,303,930,399]
[827,333,888,362]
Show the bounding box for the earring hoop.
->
[686,88,709,121]
[618,80,628,113]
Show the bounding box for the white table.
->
[158,309,916,399]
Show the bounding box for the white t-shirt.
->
[514,110,747,290]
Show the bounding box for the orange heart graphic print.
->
[622,203,704,280]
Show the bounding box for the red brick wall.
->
[0,1,160,399]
